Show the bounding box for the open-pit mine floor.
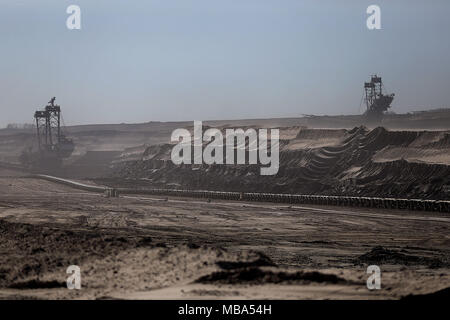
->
[0,175,449,299]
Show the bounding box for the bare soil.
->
[0,175,448,299]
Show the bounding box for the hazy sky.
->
[0,0,449,127]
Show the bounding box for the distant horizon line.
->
[2,107,449,130]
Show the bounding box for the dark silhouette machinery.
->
[21,97,74,170]
[364,75,395,122]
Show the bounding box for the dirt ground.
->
[0,174,448,299]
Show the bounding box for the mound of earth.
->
[196,267,351,285]
[0,219,153,288]
[104,126,450,200]
[356,246,446,268]
[0,218,284,299]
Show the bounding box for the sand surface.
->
[0,175,448,299]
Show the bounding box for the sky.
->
[0,0,449,127]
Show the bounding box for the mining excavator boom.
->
[364,75,395,122]
[20,97,74,170]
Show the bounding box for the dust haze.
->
[0,108,449,299]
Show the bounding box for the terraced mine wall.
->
[111,126,450,200]
[30,174,450,213]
